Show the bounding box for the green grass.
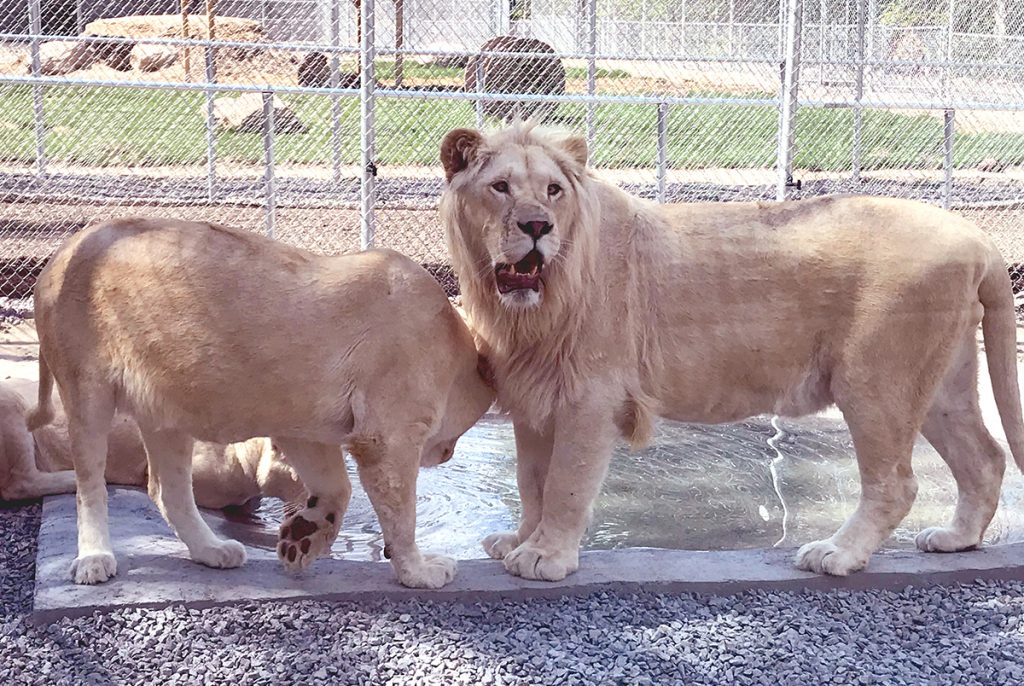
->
[564,66,631,80]
[2,84,1023,171]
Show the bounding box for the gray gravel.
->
[2,499,1024,685]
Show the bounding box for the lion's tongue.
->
[496,251,542,294]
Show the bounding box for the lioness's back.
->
[34,218,463,442]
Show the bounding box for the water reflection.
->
[216,413,1024,560]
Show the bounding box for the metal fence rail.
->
[1,0,1023,306]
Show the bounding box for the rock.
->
[131,44,178,72]
[37,40,96,75]
[297,52,359,89]
[85,14,264,61]
[94,39,133,71]
[209,93,307,135]
[976,157,1008,173]
[464,36,565,122]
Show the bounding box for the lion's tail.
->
[26,349,55,431]
[979,251,1024,473]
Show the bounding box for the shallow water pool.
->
[216,413,1024,561]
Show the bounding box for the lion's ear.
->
[440,128,484,182]
[559,134,589,168]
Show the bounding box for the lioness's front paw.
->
[278,496,343,570]
[481,531,520,560]
[915,526,980,553]
[70,552,117,585]
[794,539,867,576]
[192,539,247,569]
[395,553,457,589]
[504,542,578,581]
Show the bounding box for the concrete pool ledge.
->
[31,488,1024,623]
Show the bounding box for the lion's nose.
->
[517,220,552,239]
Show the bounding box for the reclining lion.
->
[0,382,304,509]
[31,218,494,588]
[439,122,1024,581]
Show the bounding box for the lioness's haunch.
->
[0,382,305,510]
[31,218,495,588]
[440,122,1024,581]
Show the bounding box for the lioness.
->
[0,382,304,509]
[31,218,495,588]
[439,123,1024,581]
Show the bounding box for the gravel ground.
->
[2,499,1024,685]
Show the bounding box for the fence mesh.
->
[1,0,1023,309]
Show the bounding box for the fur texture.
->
[440,123,1024,581]
[32,218,495,588]
[0,382,304,509]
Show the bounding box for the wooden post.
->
[181,0,191,80]
[394,0,404,87]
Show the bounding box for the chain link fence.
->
[1,0,1023,309]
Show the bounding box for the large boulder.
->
[131,44,178,72]
[85,14,265,61]
[297,52,359,89]
[37,40,96,75]
[209,93,307,135]
[464,36,565,122]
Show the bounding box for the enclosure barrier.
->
[0,0,1023,304]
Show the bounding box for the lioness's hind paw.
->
[70,552,117,585]
[794,539,866,576]
[395,553,457,589]
[481,531,520,560]
[278,497,342,570]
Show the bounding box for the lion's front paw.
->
[278,497,343,570]
[915,526,980,553]
[192,539,247,569]
[504,541,579,581]
[481,531,520,560]
[70,552,117,585]
[794,539,867,576]
[395,553,457,589]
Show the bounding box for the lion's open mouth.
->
[495,250,544,294]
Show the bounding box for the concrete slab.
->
[32,488,1024,623]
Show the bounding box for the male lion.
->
[439,123,1024,581]
[31,218,494,588]
[0,382,304,509]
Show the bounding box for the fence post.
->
[585,0,597,155]
[656,103,668,203]
[329,0,343,186]
[776,0,802,202]
[204,0,218,202]
[360,0,377,250]
[943,0,955,103]
[942,109,955,210]
[28,0,45,177]
[474,58,485,129]
[852,0,866,182]
[262,91,276,238]
[680,0,686,54]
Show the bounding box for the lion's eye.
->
[547,183,562,196]
[491,181,509,194]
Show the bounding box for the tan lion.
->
[31,218,494,588]
[0,382,305,509]
[439,123,1024,581]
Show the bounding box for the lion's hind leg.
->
[274,439,351,570]
[917,336,1006,553]
[63,381,118,584]
[140,423,246,569]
